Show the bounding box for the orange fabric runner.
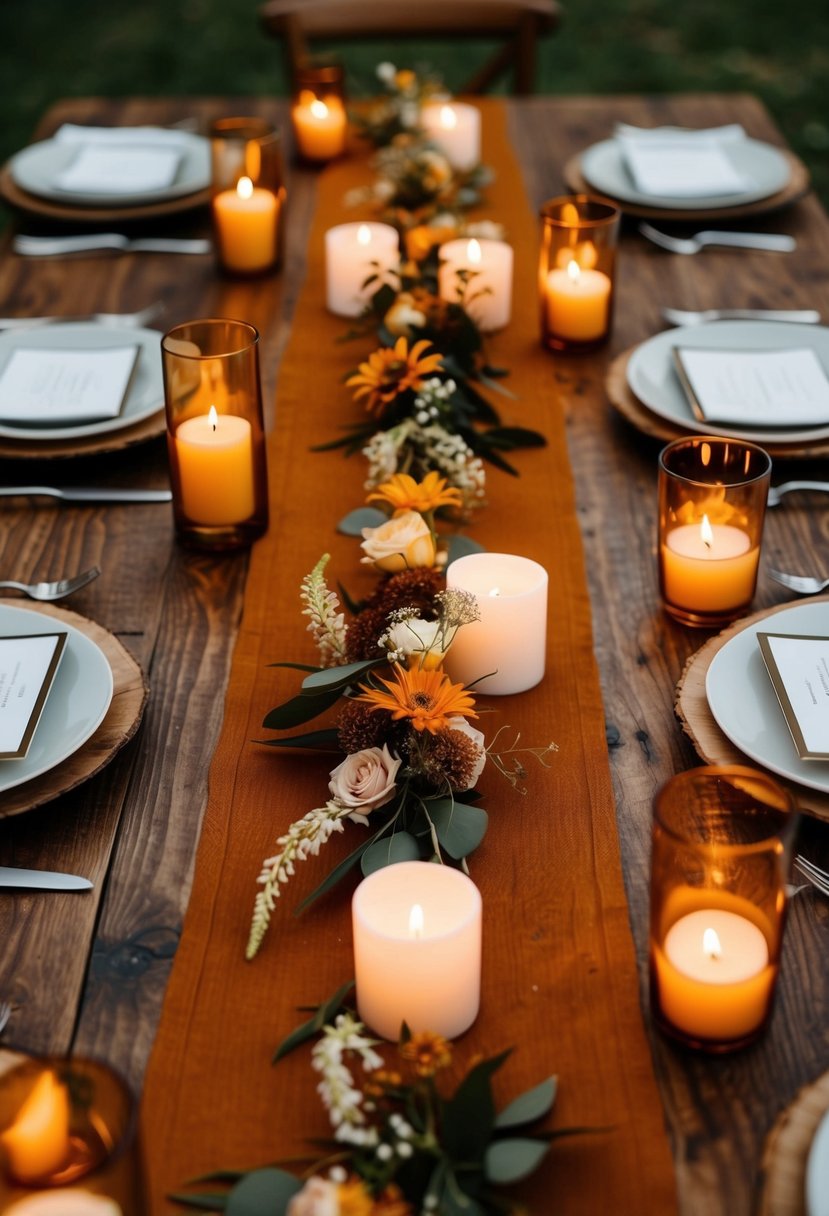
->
[141,99,677,1214]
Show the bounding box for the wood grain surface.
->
[0,93,827,1216]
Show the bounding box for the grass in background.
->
[3,0,828,203]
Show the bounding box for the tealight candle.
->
[544,259,611,343]
[445,553,548,695]
[174,405,255,525]
[212,175,280,274]
[658,436,771,627]
[291,94,347,162]
[353,861,482,1041]
[420,102,481,172]
[325,222,400,317]
[438,237,514,331]
[0,1070,70,1184]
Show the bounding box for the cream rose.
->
[448,717,487,788]
[384,618,446,670]
[286,1177,338,1216]
[360,510,436,572]
[329,744,401,811]
[383,291,427,337]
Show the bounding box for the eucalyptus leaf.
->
[168,1195,227,1212]
[293,833,379,915]
[483,1138,550,1184]
[429,800,488,859]
[255,729,340,751]
[226,1168,303,1216]
[301,660,379,694]
[361,832,421,875]
[337,507,387,536]
[487,426,546,448]
[495,1077,557,1129]
[434,1171,486,1216]
[445,534,486,566]
[262,687,343,730]
[266,662,321,673]
[273,979,356,1062]
[442,1049,510,1163]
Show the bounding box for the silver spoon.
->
[0,566,101,600]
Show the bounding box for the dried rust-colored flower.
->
[357,665,477,735]
[399,1029,453,1076]
[346,569,444,662]
[337,699,392,753]
[411,726,482,791]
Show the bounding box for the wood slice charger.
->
[757,1069,829,1216]
[0,600,148,818]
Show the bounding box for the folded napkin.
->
[52,124,190,195]
[615,123,752,197]
[0,345,140,426]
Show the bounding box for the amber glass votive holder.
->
[0,1056,144,1213]
[538,194,620,352]
[658,436,772,629]
[161,319,269,550]
[210,117,286,276]
[290,62,348,164]
[649,766,797,1053]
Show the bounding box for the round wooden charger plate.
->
[0,600,148,818]
[605,347,829,460]
[0,410,165,461]
[0,162,211,225]
[757,1069,829,1216]
[563,148,810,220]
[675,597,829,822]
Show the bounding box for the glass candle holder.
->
[658,436,772,628]
[290,63,347,164]
[210,117,286,276]
[538,194,620,352]
[0,1057,144,1214]
[649,765,797,1053]
[161,319,269,550]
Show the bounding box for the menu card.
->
[673,346,829,427]
[0,345,140,426]
[0,632,67,760]
[758,632,829,760]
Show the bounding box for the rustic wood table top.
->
[0,93,827,1216]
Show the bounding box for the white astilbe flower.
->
[246,801,354,959]
[300,554,348,667]
[362,419,486,515]
[312,1013,383,1145]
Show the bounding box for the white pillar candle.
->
[420,102,481,172]
[445,553,548,695]
[438,237,513,331]
[5,1193,122,1216]
[325,222,400,317]
[353,861,482,1042]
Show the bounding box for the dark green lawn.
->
[3,0,828,202]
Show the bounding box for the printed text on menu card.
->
[0,633,68,760]
[758,632,829,760]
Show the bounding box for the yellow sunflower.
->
[367,471,463,514]
[346,337,444,418]
[356,665,477,735]
[399,1030,453,1077]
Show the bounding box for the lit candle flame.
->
[310,98,329,120]
[208,405,218,431]
[467,238,482,264]
[357,224,372,246]
[700,513,714,550]
[440,104,457,130]
[703,927,722,959]
[409,903,424,939]
[488,587,501,597]
[566,259,581,284]
[236,176,253,200]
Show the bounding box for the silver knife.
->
[0,866,92,891]
[0,486,172,503]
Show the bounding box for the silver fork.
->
[14,234,211,257]
[662,306,821,327]
[0,1001,11,1036]
[639,222,796,255]
[767,567,829,595]
[793,855,829,897]
[767,481,829,507]
[0,566,101,600]
[0,301,164,330]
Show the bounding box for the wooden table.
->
[0,93,827,1216]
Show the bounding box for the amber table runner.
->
[141,99,677,1214]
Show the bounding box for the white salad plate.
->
[627,321,829,445]
[9,130,210,207]
[0,323,164,441]
[705,602,829,796]
[0,604,113,794]
[580,136,791,209]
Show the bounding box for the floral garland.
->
[246,70,555,961]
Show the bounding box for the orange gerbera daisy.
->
[356,665,477,734]
[346,337,444,418]
[399,1030,453,1077]
[367,471,463,514]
